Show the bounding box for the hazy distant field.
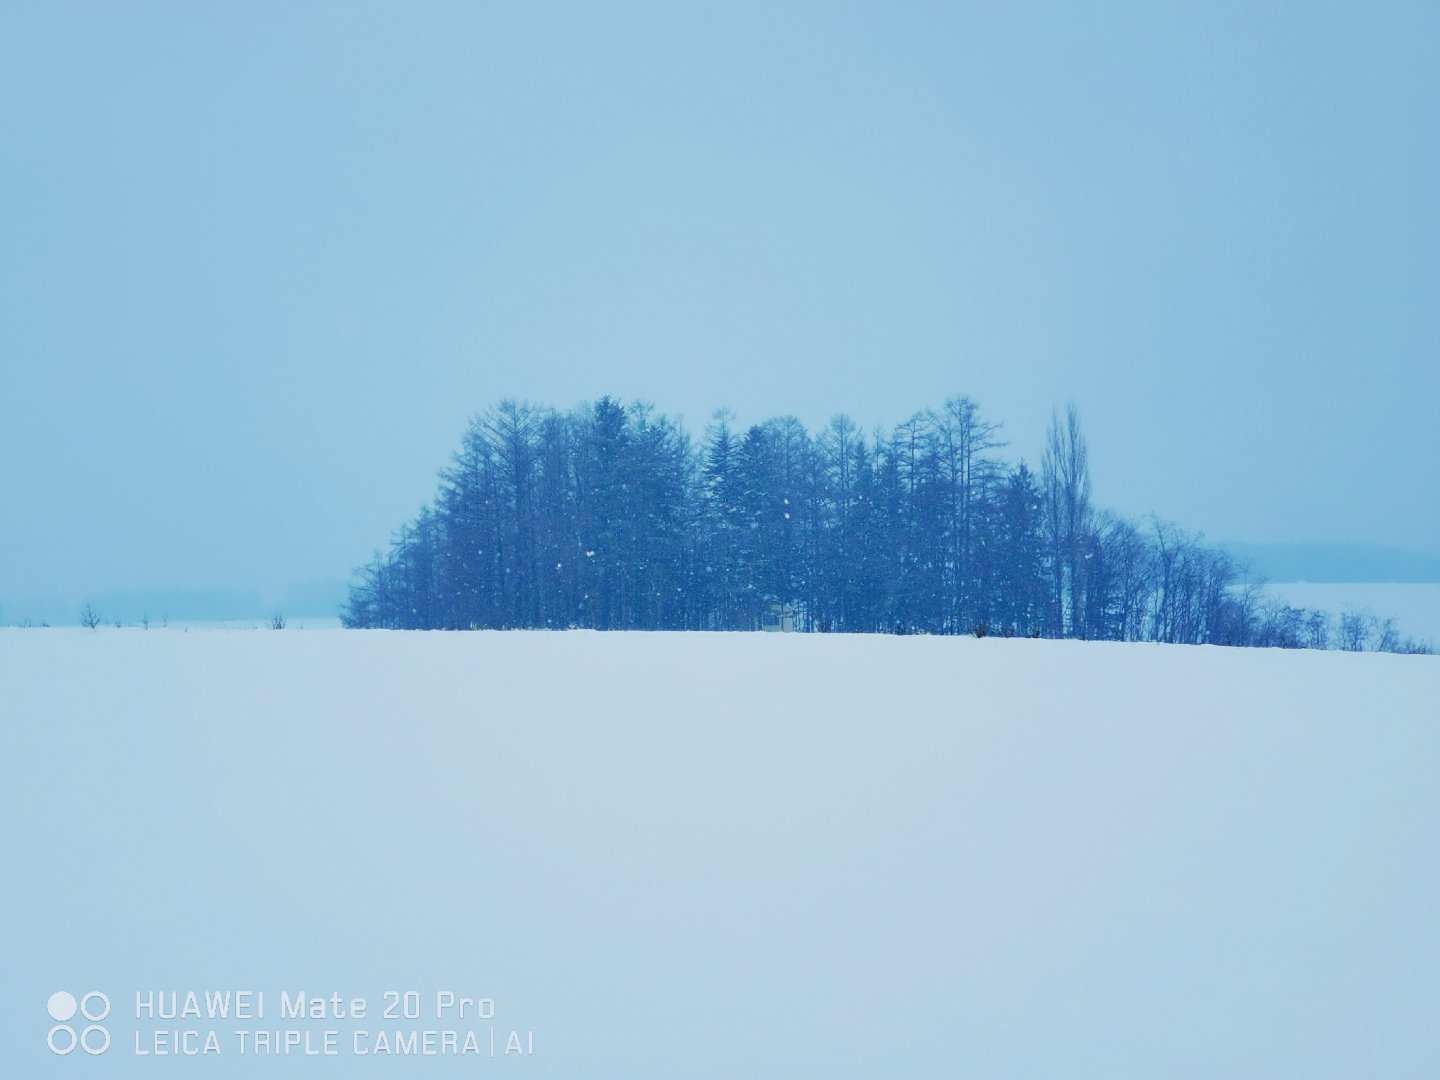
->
[1259,582,1440,646]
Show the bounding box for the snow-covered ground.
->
[1258,582,1440,646]
[158,615,345,631]
[3,630,1437,1078]
[10,615,345,631]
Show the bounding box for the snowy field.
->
[1258,582,1440,646]
[12,615,346,631]
[3,629,1438,1078]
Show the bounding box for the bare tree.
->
[1338,610,1371,652]
[1373,617,1400,653]
[933,396,1003,633]
[1041,403,1092,637]
[80,603,101,630]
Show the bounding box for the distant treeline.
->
[344,396,1431,653]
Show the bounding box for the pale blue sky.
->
[2,1,1436,601]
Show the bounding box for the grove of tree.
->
[343,396,1430,654]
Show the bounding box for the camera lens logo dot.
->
[47,1025,77,1056]
[47,991,77,1022]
